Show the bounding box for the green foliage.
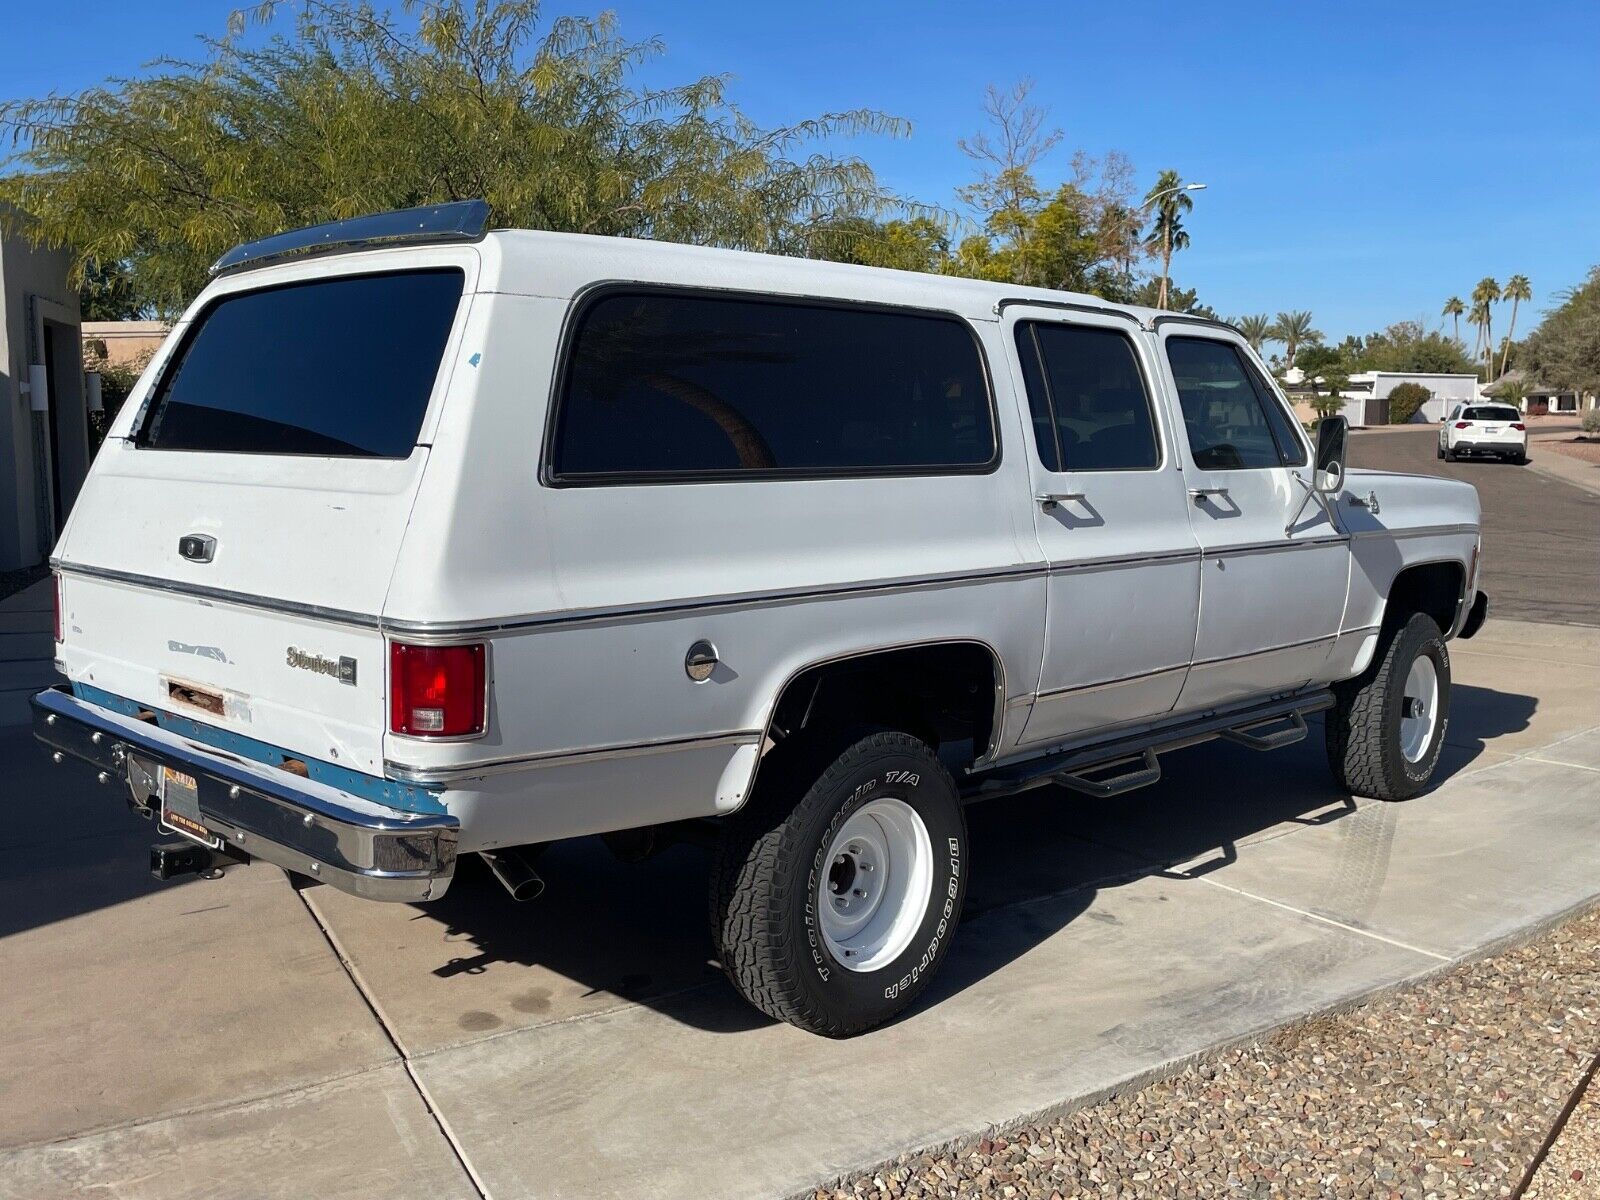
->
[79,258,145,320]
[0,0,910,312]
[1581,407,1600,435]
[1355,321,1477,375]
[80,343,152,451]
[1523,267,1600,396]
[1131,277,1214,317]
[1271,311,1321,370]
[1386,381,1432,424]
[1235,313,1272,351]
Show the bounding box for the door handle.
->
[1036,492,1086,511]
[1188,487,1230,504]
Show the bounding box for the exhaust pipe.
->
[480,848,545,901]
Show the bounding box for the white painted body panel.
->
[50,230,1484,856]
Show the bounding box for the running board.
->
[967,689,1333,804]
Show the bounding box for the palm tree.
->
[1471,277,1501,380]
[1500,274,1531,378]
[1468,298,1490,369]
[1237,313,1273,353]
[1442,296,1465,344]
[1270,310,1322,372]
[1142,169,1194,310]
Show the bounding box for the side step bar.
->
[967,689,1334,804]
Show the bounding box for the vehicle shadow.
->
[0,685,1540,1029]
[391,683,1539,1034]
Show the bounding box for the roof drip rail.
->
[209,199,491,276]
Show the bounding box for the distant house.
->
[82,320,169,370]
[1,210,88,572]
[1287,370,1479,427]
[1486,370,1595,417]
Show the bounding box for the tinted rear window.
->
[1463,406,1519,422]
[138,269,463,457]
[549,291,994,481]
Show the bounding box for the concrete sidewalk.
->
[2,618,1598,1200]
[1528,429,1600,498]
[0,577,60,726]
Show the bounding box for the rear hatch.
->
[1456,404,1524,444]
[54,258,473,778]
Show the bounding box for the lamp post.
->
[1131,182,1206,306]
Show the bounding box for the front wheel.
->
[1326,613,1451,800]
[711,731,968,1037]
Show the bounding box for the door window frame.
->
[1160,331,1314,472]
[1013,318,1166,474]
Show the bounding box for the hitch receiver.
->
[150,839,249,882]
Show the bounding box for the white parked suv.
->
[36,202,1489,1035]
[1439,402,1527,463]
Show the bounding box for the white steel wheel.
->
[1399,655,1439,763]
[817,796,933,973]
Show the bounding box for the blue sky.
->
[9,0,1599,339]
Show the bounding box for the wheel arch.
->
[727,638,1007,815]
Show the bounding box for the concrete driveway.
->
[4,615,1599,1199]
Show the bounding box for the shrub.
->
[1386,381,1432,424]
[1582,407,1600,435]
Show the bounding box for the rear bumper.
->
[1450,440,1524,456]
[32,687,457,902]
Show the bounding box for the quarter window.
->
[549,292,994,481]
[1165,337,1306,470]
[138,269,463,458]
[1014,323,1160,471]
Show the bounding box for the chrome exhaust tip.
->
[479,848,546,901]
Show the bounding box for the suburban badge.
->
[286,646,358,686]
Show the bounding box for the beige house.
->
[1,213,88,571]
[82,320,169,369]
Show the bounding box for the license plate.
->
[1483,426,1500,433]
[159,766,222,850]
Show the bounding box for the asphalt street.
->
[1349,424,1600,627]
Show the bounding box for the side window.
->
[1241,356,1307,466]
[549,292,995,481]
[1014,322,1160,472]
[1165,337,1297,470]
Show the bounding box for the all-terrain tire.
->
[1325,612,1451,801]
[710,730,967,1037]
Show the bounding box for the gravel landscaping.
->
[818,903,1600,1200]
[1547,438,1600,467]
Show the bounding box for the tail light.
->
[1511,423,1526,431]
[389,642,486,737]
[1454,421,1470,429]
[52,573,63,644]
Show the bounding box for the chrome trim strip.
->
[383,564,1047,639]
[1189,633,1336,670]
[1034,663,1190,701]
[1349,523,1479,541]
[53,561,383,629]
[386,729,764,784]
[1045,548,1201,574]
[1201,536,1350,558]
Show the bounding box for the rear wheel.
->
[1436,441,1445,460]
[1443,445,1457,462]
[711,730,967,1037]
[1326,613,1451,800]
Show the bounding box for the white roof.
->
[479,229,1175,326]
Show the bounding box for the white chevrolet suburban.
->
[36,202,1489,1036]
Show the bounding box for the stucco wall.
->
[0,224,83,570]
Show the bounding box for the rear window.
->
[1462,406,1519,422]
[137,269,464,457]
[548,291,995,482]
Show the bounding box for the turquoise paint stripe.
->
[71,682,447,815]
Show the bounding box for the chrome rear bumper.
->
[32,687,457,902]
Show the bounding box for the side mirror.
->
[1314,415,1348,494]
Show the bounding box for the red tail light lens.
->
[1511,423,1526,431]
[1454,421,1470,429]
[389,642,486,737]
[52,573,63,644]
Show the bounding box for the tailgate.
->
[52,261,472,775]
